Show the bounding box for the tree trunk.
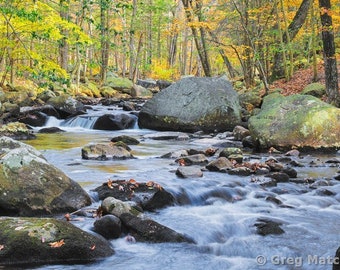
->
[319,0,340,107]
[271,0,312,81]
[147,0,153,65]
[208,30,238,79]
[100,0,110,83]
[59,0,69,71]
[181,0,211,77]
[129,0,137,80]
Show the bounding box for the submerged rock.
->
[143,131,190,141]
[120,212,195,243]
[110,135,140,145]
[0,217,114,267]
[254,218,285,236]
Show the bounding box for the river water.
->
[23,105,340,270]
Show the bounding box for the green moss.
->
[249,94,340,149]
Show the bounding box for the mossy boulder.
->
[100,86,119,98]
[37,89,57,102]
[3,91,34,106]
[106,77,134,95]
[248,93,340,151]
[0,136,91,216]
[138,76,242,132]
[301,82,325,98]
[131,84,153,98]
[0,122,35,140]
[0,217,114,267]
[239,88,263,110]
[79,82,101,98]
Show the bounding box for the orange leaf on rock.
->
[107,179,114,189]
[146,181,154,187]
[178,159,186,166]
[128,178,137,185]
[64,213,71,221]
[49,239,65,248]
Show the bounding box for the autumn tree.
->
[318,0,340,107]
[59,0,70,71]
[271,0,312,81]
[181,0,211,77]
[99,0,110,83]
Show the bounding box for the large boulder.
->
[248,93,340,151]
[0,217,114,267]
[0,136,91,216]
[138,76,242,132]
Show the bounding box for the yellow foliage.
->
[146,60,180,81]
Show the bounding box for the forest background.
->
[0,0,339,102]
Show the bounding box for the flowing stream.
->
[23,105,340,270]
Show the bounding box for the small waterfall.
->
[42,105,139,130]
[62,115,98,129]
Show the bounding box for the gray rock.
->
[95,180,175,212]
[93,215,122,239]
[175,154,208,166]
[143,131,190,141]
[81,143,134,160]
[206,157,234,172]
[138,76,242,132]
[233,125,250,141]
[254,218,285,236]
[47,94,85,118]
[176,166,203,178]
[101,197,140,217]
[228,166,253,176]
[120,213,195,243]
[93,113,137,130]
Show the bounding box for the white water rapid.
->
[25,104,340,270]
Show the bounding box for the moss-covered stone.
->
[106,77,134,95]
[0,136,91,216]
[0,217,114,267]
[0,122,35,140]
[301,82,325,98]
[248,93,340,150]
[100,86,119,98]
